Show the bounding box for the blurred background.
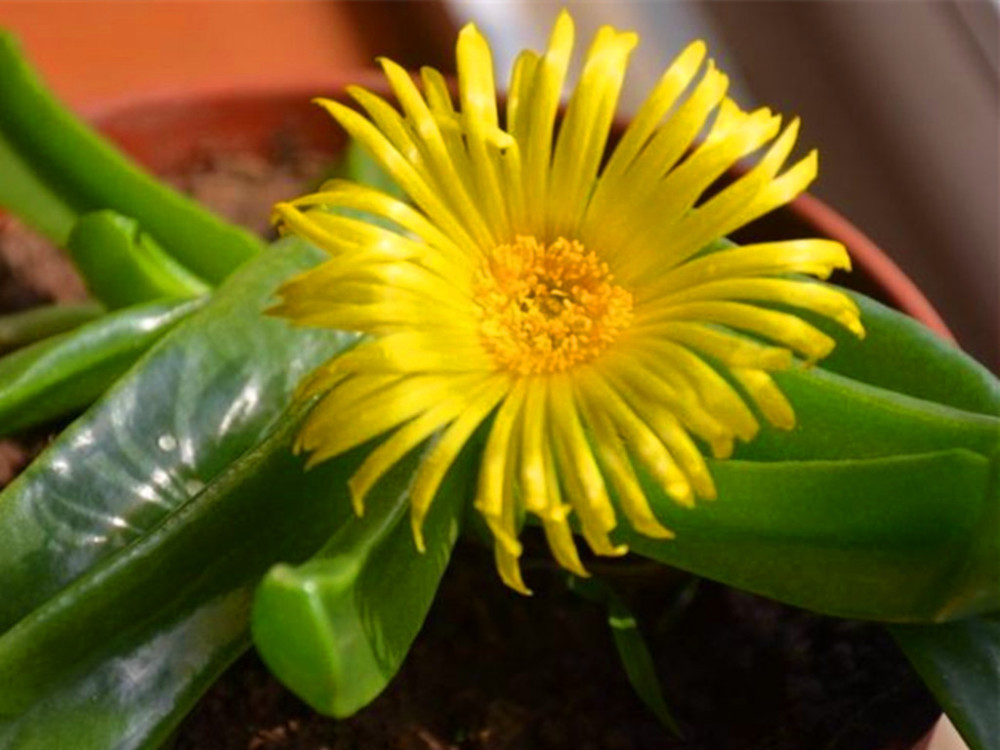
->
[0,0,996,371]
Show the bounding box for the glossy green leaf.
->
[0,405,357,749]
[891,615,1000,750]
[0,237,348,633]
[0,32,260,280]
[0,302,105,354]
[67,211,210,308]
[620,449,997,622]
[568,576,682,736]
[0,298,202,437]
[251,443,467,717]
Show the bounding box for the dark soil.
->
[173,539,938,750]
[0,140,938,750]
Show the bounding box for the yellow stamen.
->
[473,236,633,375]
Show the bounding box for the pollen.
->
[473,236,634,375]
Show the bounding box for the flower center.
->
[473,236,633,375]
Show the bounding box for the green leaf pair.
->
[0,240,340,745]
[0,32,260,281]
[67,211,211,309]
[0,38,450,746]
[0,236,472,749]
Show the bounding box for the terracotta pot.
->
[915,717,969,750]
[56,80,964,750]
[0,1,457,107]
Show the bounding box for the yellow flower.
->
[271,11,863,593]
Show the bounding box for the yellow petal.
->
[577,370,694,508]
[634,322,793,370]
[313,97,482,254]
[549,376,627,557]
[520,9,574,233]
[732,368,796,429]
[379,57,497,248]
[506,49,540,148]
[303,373,483,464]
[491,400,531,594]
[519,379,549,515]
[584,62,729,261]
[538,436,589,576]
[637,300,836,362]
[331,330,491,373]
[633,338,760,442]
[601,362,720,494]
[579,395,675,539]
[614,109,781,279]
[287,181,471,271]
[586,40,707,229]
[456,24,512,239]
[639,240,852,300]
[296,373,401,453]
[474,380,527,524]
[652,278,864,337]
[548,25,637,238]
[408,375,509,549]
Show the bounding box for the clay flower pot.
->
[35,79,964,750]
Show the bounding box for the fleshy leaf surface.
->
[0,406,354,748]
[810,292,999,417]
[0,302,104,354]
[0,237,349,633]
[67,211,210,308]
[621,449,996,622]
[251,440,468,717]
[0,298,202,437]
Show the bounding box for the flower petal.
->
[550,375,626,556]
[548,25,637,238]
[408,375,509,548]
[519,9,575,234]
[637,300,837,362]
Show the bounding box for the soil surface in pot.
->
[0,141,939,750]
[176,539,939,750]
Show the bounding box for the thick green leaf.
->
[809,291,999,417]
[891,615,1000,750]
[620,449,997,622]
[0,405,356,748]
[832,301,1000,750]
[0,298,202,436]
[67,211,210,308]
[251,442,467,717]
[734,365,999,463]
[0,237,348,633]
[0,32,260,280]
[771,290,1000,741]
[0,302,104,354]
